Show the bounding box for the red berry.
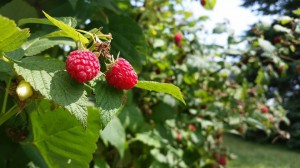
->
[278,66,285,73]
[274,37,281,44]
[201,0,206,6]
[105,58,138,90]
[66,50,100,83]
[261,106,268,113]
[174,33,183,46]
[296,65,300,72]
[218,155,227,166]
[155,68,161,74]
[189,124,196,131]
[176,133,181,141]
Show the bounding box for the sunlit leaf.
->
[135,81,185,105]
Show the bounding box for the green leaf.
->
[151,102,176,123]
[0,0,37,22]
[278,16,293,25]
[0,15,30,52]
[0,126,30,168]
[100,117,126,158]
[68,0,79,10]
[110,33,143,71]
[119,103,146,133]
[18,17,77,28]
[135,81,185,105]
[0,60,13,81]
[42,11,88,44]
[94,158,110,168]
[108,14,147,72]
[4,48,24,61]
[94,80,124,129]
[258,38,276,54]
[273,24,291,33]
[150,149,167,163]
[91,0,120,13]
[296,21,300,34]
[23,38,76,56]
[14,57,88,126]
[246,117,266,130]
[198,15,209,21]
[21,100,101,168]
[44,30,70,39]
[186,56,220,72]
[293,8,300,15]
[135,131,162,148]
[213,23,228,34]
[203,0,217,10]
[0,54,22,82]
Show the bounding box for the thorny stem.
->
[1,77,12,114]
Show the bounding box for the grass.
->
[223,134,300,168]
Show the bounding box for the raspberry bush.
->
[0,4,184,168]
[0,0,292,167]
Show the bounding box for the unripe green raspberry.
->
[16,80,33,101]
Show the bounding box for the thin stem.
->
[0,104,18,126]
[279,55,295,61]
[1,78,12,114]
[76,29,95,39]
[0,54,11,63]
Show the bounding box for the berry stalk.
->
[1,77,12,114]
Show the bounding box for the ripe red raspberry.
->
[105,58,138,90]
[218,155,227,166]
[296,65,300,72]
[176,133,181,141]
[174,33,183,46]
[261,106,268,113]
[66,50,100,83]
[189,124,196,131]
[273,37,281,44]
[201,0,206,6]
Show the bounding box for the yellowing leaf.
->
[0,15,30,52]
[42,11,88,44]
[293,8,300,15]
[290,45,295,53]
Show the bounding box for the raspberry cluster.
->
[66,50,138,90]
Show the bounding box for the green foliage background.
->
[0,0,297,167]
